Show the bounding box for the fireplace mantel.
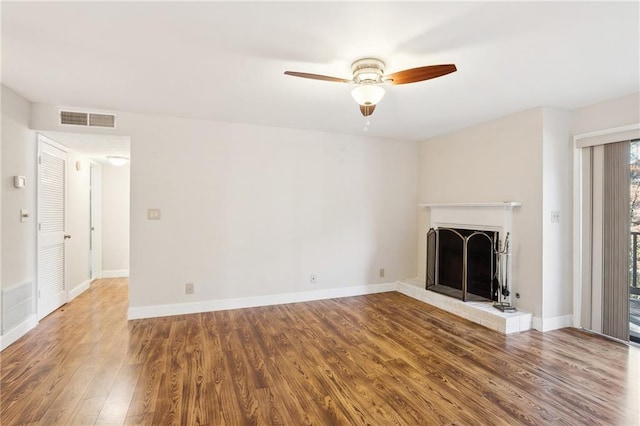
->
[419,202,522,209]
[419,202,521,233]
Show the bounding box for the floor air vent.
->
[60,110,116,128]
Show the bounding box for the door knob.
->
[64,234,71,240]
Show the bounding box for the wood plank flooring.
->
[1,278,638,425]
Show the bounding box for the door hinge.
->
[38,223,42,231]
[38,289,41,299]
[38,155,42,165]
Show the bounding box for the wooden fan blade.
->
[385,64,457,85]
[284,71,352,83]
[359,104,376,117]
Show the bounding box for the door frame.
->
[573,124,640,337]
[90,162,103,280]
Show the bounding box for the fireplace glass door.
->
[426,227,498,302]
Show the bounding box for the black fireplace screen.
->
[426,227,499,302]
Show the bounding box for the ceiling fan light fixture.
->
[351,58,385,84]
[284,57,457,119]
[351,85,385,107]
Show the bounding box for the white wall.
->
[66,151,91,295]
[1,85,36,344]
[419,108,544,319]
[101,163,130,276]
[1,86,96,349]
[128,119,418,309]
[30,105,419,316]
[16,92,640,331]
[541,107,572,328]
[1,86,36,292]
[572,92,640,135]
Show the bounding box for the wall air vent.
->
[89,113,116,128]
[60,110,88,126]
[60,110,116,128]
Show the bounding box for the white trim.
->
[0,314,38,351]
[590,146,605,333]
[574,123,640,148]
[128,279,538,336]
[419,202,521,232]
[128,283,396,320]
[68,279,91,301]
[90,162,103,280]
[419,202,522,208]
[572,145,583,327]
[102,269,129,278]
[532,314,573,332]
[37,133,69,152]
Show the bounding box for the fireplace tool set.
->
[493,232,517,312]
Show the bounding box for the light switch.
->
[20,209,29,223]
[551,210,560,223]
[147,208,161,220]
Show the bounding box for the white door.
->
[37,135,69,320]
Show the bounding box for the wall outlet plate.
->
[147,208,161,220]
[185,283,194,294]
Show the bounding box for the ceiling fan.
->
[284,58,457,117]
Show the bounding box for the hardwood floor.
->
[1,278,638,425]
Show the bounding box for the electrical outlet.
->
[551,210,560,223]
[185,283,194,294]
[310,274,316,284]
[379,268,385,278]
[147,208,161,220]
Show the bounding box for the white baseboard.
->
[128,282,396,320]
[68,279,91,301]
[1,314,38,351]
[532,314,573,332]
[102,269,129,278]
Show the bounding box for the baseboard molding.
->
[102,269,129,278]
[128,282,396,320]
[532,314,573,332]
[1,314,38,351]
[68,279,91,301]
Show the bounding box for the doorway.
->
[36,131,130,320]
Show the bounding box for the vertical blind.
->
[602,141,630,340]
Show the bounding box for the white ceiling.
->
[2,1,639,143]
